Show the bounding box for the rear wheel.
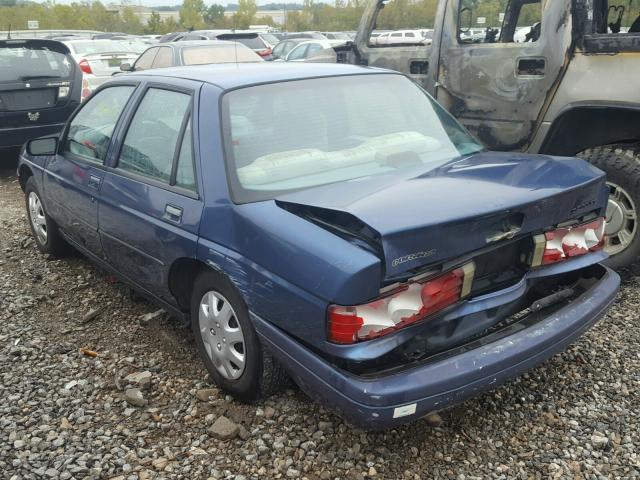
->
[24,177,68,257]
[190,269,288,401]
[577,144,640,269]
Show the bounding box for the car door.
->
[43,84,137,257]
[435,0,572,151]
[98,81,203,302]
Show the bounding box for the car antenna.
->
[233,18,238,67]
[7,23,11,40]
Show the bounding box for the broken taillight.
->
[532,217,605,266]
[328,263,475,344]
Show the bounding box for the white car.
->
[62,39,141,99]
[282,40,346,62]
[375,30,431,46]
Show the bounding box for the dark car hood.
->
[276,152,608,280]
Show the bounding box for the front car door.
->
[43,84,137,257]
[435,0,572,150]
[353,0,435,84]
[98,80,203,302]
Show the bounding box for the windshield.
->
[222,74,484,203]
[182,45,261,64]
[0,45,73,83]
[69,40,137,55]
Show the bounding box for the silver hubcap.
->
[28,192,47,244]
[604,182,637,256]
[198,291,246,380]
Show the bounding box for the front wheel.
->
[190,269,288,401]
[577,145,640,269]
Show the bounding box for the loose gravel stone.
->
[1,163,640,479]
[208,416,239,440]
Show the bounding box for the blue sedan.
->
[17,63,619,429]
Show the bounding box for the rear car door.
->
[0,39,81,149]
[435,0,572,150]
[43,84,137,257]
[99,81,203,301]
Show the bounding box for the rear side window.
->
[152,47,173,68]
[65,86,135,162]
[118,88,191,184]
[134,48,157,71]
[0,44,73,83]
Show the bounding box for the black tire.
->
[190,269,288,401]
[577,144,640,269]
[24,177,68,257]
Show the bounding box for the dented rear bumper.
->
[254,264,619,430]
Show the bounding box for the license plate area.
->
[0,88,56,111]
[469,236,533,297]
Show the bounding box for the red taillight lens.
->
[79,58,93,75]
[257,48,272,57]
[540,217,605,265]
[328,263,474,344]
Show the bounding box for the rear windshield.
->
[68,41,138,55]
[182,45,260,64]
[219,35,265,50]
[0,45,73,83]
[222,74,484,203]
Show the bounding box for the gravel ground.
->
[1,164,639,480]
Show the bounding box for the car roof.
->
[127,62,388,90]
[158,40,239,48]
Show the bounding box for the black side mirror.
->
[120,63,132,72]
[27,137,58,156]
[459,7,473,34]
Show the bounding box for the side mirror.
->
[120,63,132,72]
[26,137,58,156]
[459,7,473,34]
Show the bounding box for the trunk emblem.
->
[27,112,40,121]
[25,83,31,88]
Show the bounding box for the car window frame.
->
[58,82,141,168]
[111,82,199,199]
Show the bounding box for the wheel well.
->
[168,258,210,312]
[18,164,33,191]
[540,106,640,156]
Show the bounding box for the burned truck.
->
[350,0,640,268]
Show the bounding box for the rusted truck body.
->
[350,0,640,267]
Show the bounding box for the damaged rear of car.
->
[220,69,619,429]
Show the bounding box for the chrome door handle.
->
[164,204,183,223]
[88,174,101,189]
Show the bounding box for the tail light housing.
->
[532,217,605,266]
[81,77,91,101]
[257,48,272,57]
[78,58,93,75]
[328,263,475,344]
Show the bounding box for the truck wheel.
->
[24,177,68,257]
[577,144,640,269]
[190,269,288,401]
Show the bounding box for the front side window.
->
[152,47,173,68]
[118,88,191,183]
[458,0,542,43]
[134,48,157,71]
[64,86,135,162]
[222,74,483,203]
[286,44,308,60]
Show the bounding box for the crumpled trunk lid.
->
[276,152,608,281]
